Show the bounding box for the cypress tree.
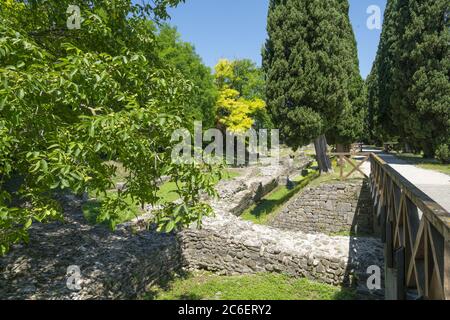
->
[369,0,450,157]
[263,0,364,172]
[367,0,401,143]
[394,0,449,157]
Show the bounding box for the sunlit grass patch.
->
[308,158,365,187]
[82,168,242,226]
[395,153,450,176]
[147,272,355,300]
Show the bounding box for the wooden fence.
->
[370,153,449,300]
[331,152,370,180]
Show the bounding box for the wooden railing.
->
[331,152,370,180]
[370,153,450,300]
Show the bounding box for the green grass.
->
[83,168,242,226]
[241,170,319,225]
[394,153,450,176]
[222,168,241,180]
[156,168,241,204]
[82,191,142,226]
[329,230,374,238]
[156,181,182,203]
[308,158,365,187]
[147,272,355,300]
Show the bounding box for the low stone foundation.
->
[0,197,182,300]
[0,159,384,299]
[270,180,373,235]
[179,221,383,287]
[0,161,303,300]
[179,171,384,294]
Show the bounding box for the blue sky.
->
[166,0,387,79]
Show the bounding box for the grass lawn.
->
[147,272,355,300]
[308,157,366,187]
[241,170,319,225]
[82,191,142,226]
[82,168,241,226]
[394,153,450,176]
[156,168,241,204]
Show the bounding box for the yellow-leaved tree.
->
[214,59,268,133]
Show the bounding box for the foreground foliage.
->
[0,0,222,255]
[82,168,241,228]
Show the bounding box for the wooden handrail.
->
[370,153,450,241]
[369,152,449,300]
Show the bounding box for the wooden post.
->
[396,248,406,300]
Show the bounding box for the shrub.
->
[435,144,450,164]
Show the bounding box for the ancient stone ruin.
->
[270,180,373,235]
[0,159,384,300]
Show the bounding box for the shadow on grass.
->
[144,267,193,300]
[242,170,320,224]
[82,197,140,229]
[332,288,358,300]
[248,198,285,220]
[82,200,102,224]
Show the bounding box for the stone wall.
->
[179,222,383,288]
[0,160,384,300]
[227,157,311,216]
[179,172,384,295]
[0,160,308,299]
[0,196,183,300]
[269,180,373,235]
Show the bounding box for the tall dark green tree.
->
[368,0,450,157]
[366,0,399,145]
[263,0,364,173]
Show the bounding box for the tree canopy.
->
[367,0,450,157]
[263,0,365,171]
[157,24,217,129]
[214,59,272,133]
[0,0,221,255]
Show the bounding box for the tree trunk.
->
[423,144,435,159]
[314,134,333,174]
[403,143,411,154]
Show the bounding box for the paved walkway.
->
[361,151,450,212]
